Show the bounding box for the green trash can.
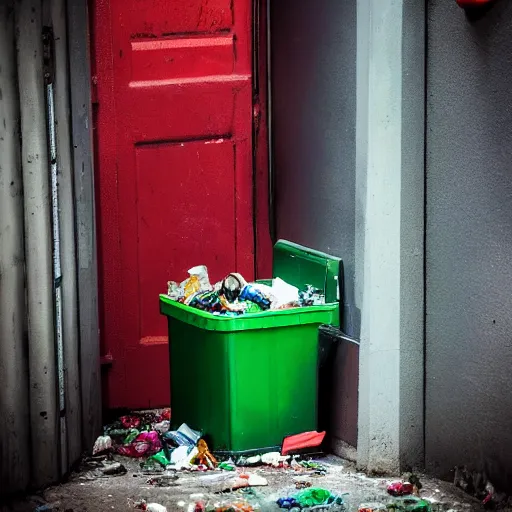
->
[159,240,341,454]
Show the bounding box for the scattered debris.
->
[236,455,262,467]
[43,409,474,512]
[165,423,202,448]
[281,431,326,456]
[154,420,171,434]
[121,415,142,429]
[453,466,510,508]
[226,473,269,491]
[34,505,58,512]
[93,435,113,455]
[387,481,415,497]
[101,462,127,476]
[192,439,218,469]
[299,461,327,476]
[358,503,387,512]
[218,461,236,472]
[194,501,255,512]
[146,472,179,487]
[135,500,168,512]
[148,449,171,467]
[386,496,432,512]
[261,452,289,467]
[118,431,162,458]
[277,488,346,510]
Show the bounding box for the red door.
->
[92,0,261,409]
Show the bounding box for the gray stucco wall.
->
[270,0,358,338]
[426,0,512,492]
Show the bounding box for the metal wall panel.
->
[0,0,100,494]
[0,0,31,493]
[67,0,102,452]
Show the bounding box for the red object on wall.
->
[456,0,493,7]
[91,0,269,409]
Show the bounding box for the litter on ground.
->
[3,409,490,512]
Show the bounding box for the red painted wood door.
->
[92,0,257,409]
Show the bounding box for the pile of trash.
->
[166,266,325,316]
[93,412,328,478]
[94,413,228,473]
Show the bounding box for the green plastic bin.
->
[159,240,341,454]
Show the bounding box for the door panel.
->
[94,0,255,409]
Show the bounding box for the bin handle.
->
[338,260,345,330]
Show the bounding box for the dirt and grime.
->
[1,456,486,512]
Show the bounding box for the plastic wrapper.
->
[277,488,346,509]
[386,497,432,512]
[358,504,387,512]
[236,454,262,467]
[146,504,167,512]
[227,473,268,491]
[149,449,172,467]
[189,291,224,313]
[299,285,326,306]
[135,502,168,512]
[124,428,140,445]
[158,408,171,421]
[153,420,170,434]
[167,281,182,301]
[220,273,248,301]
[92,435,112,455]
[239,284,272,310]
[191,439,218,469]
[277,497,300,510]
[168,266,213,303]
[200,501,254,512]
[261,452,289,467]
[219,295,261,315]
[271,277,300,309]
[164,423,202,447]
[171,446,199,470]
[387,481,415,497]
[189,265,212,292]
[120,415,141,429]
[117,431,162,457]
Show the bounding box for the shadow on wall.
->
[270,0,358,339]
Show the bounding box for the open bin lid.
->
[273,240,341,304]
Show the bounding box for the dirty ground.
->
[1,456,485,512]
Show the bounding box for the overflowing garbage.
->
[166,266,325,316]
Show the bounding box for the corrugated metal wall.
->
[0,0,100,494]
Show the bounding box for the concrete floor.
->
[1,456,485,512]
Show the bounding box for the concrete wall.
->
[426,0,512,491]
[270,0,358,338]
[355,0,425,474]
